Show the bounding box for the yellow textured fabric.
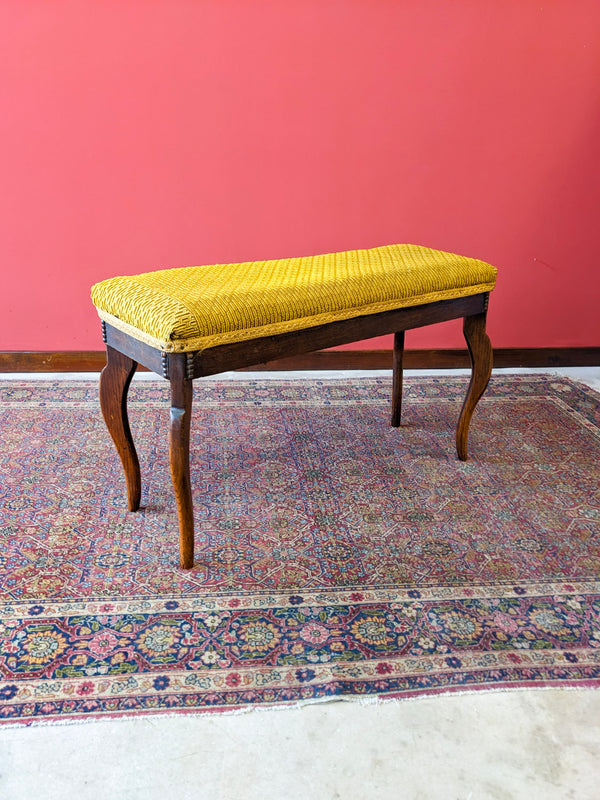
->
[91,244,497,352]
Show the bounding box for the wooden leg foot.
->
[391,331,405,427]
[169,357,195,569]
[99,345,141,511]
[456,312,493,461]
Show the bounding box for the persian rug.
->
[1,375,599,726]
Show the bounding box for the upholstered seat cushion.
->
[91,243,497,353]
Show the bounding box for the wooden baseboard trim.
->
[0,348,599,373]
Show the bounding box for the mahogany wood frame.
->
[99,292,493,569]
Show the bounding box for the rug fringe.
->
[3,682,599,730]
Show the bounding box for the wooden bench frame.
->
[99,291,493,569]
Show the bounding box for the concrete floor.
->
[1,368,599,800]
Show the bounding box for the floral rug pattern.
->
[1,376,599,724]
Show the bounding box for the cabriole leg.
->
[169,356,195,569]
[99,345,141,511]
[391,330,405,427]
[456,311,493,461]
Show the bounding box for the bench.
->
[91,243,497,569]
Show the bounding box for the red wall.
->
[1,1,599,352]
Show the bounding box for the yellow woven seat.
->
[91,243,497,353]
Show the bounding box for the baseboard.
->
[1,348,599,373]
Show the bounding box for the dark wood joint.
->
[186,352,195,380]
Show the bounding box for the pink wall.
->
[1,1,599,352]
